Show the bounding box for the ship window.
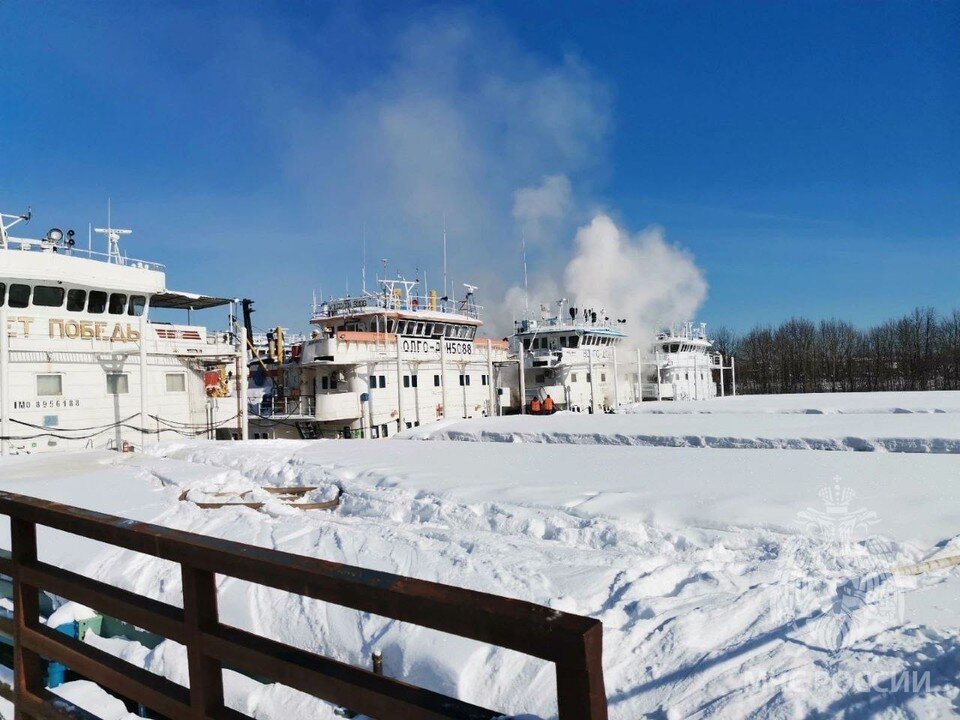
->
[108,293,127,315]
[434,374,441,387]
[37,374,62,396]
[459,374,470,386]
[106,373,129,394]
[535,374,545,383]
[481,374,488,386]
[601,373,606,382]
[66,289,86,312]
[468,326,476,340]
[165,373,186,392]
[559,336,567,348]
[522,338,530,350]
[403,375,410,388]
[128,296,146,316]
[415,322,424,336]
[88,291,107,314]
[33,286,64,307]
[378,375,386,388]
[321,376,329,390]
[571,373,578,382]
[386,319,396,333]
[381,423,388,438]
[0,283,4,305]
[570,336,580,347]
[9,284,29,309]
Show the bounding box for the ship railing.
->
[0,239,165,272]
[314,294,482,320]
[257,396,316,417]
[0,491,607,719]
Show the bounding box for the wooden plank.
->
[181,565,224,719]
[204,623,501,720]
[19,561,186,643]
[0,614,13,638]
[12,518,43,720]
[555,621,608,720]
[21,623,192,720]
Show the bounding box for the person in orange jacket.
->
[543,394,555,414]
[530,397,541,414]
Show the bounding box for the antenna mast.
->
[522,232,530,315]
[442,214,448,299]
[361,221,367,294]
[94,198,132,265]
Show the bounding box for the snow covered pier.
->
[0,491,607,719]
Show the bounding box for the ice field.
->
[1,391,958,718]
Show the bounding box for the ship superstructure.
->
[643,322,730,401]
[250,276,510,439]
[510,301,632,412]
[0,207,246,453]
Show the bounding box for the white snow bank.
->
[46,601,97,628]
[623,390,960,415]
[0,411,956,718]
[398,395,960,453]
[50,680,140,720]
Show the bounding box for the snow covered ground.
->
[401,391,960,453]
[0,391,958,718]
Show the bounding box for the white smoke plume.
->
[502,213,707,347]
[512,175,572,246]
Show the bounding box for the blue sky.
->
[1,1,956,336]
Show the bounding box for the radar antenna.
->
[94,199,131,264]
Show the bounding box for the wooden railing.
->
[0,491,607,720]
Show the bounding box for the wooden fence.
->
[0,491,607,719]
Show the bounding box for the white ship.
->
[510,301,632,412]
[0,207,247,454]
[643,322,735,401]
[511,302,735,410]
[250,276,511,439]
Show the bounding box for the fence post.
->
[12,518,43,720]
[181,565,224,718]
[555,622,608,720]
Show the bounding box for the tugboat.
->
[644,322,731,401]
[510,301,631,413]
[248,274,510,439]
[0,206,246,453]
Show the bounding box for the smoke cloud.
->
[504,213,708,348]
[512,175,573,246]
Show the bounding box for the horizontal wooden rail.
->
[0,491,607,719]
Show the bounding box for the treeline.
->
[711,308,960,395]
